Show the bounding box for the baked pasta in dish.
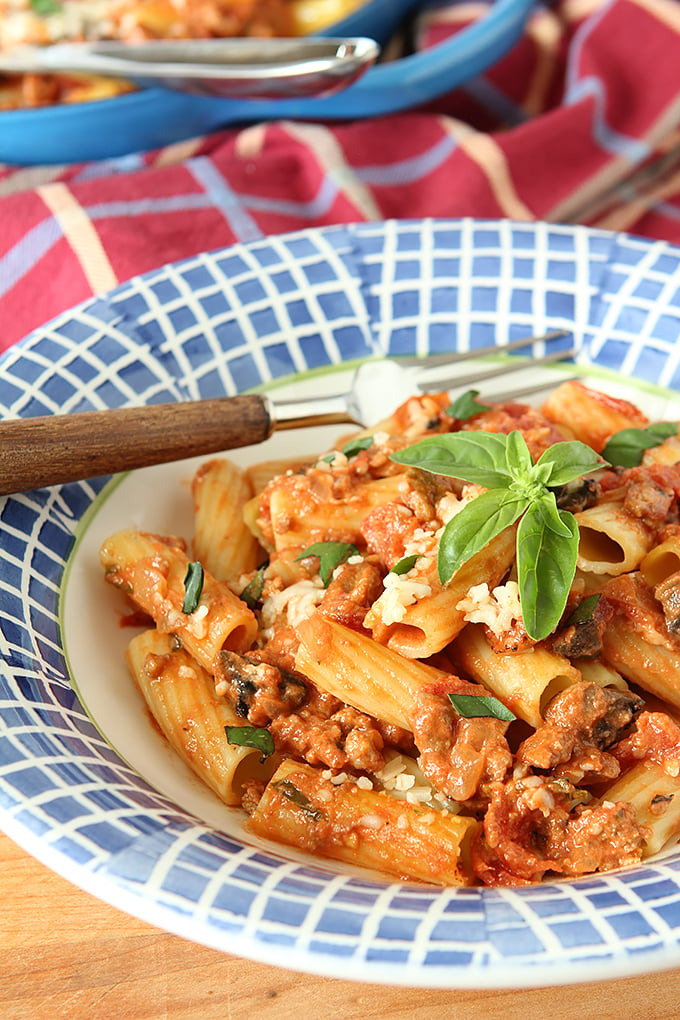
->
[0,0,366,108]
[99,377,680,887]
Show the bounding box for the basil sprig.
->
[602,422,679,468]
[296,541,359,586]
[392,431,603,641]
[448,692,516,721]
[182,561,204,614]
[225,725,275,763]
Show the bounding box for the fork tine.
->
[414,344,578,393]
[396,328,572,369]
[482,374,579,404]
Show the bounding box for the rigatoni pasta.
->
[127,628,277,804]
[192,457,259,582]
[100,377,680,888]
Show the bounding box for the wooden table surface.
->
[3,830,680,1020]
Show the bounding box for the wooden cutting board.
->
[2,831,679,1020]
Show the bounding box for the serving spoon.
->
[0,36,380,100]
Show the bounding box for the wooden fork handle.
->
[0,394,274,496]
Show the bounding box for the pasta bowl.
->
[4,219,680,987]
[0,0,534,165]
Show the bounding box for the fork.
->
[0,330,574,496]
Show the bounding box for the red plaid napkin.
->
[3,0,680,354]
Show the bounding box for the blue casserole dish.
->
[0,0,534,165]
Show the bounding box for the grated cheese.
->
[456,580,522,637]
[371,571,433,626]
[260,578,324,636]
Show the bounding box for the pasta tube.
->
[365,526,517,659]
[244,455,314,495]
[454,623,580,728]
[642,432,680,466]
[601,575,680,708]
[192,458,260,582]
[265,473,406,554]
[597,762,680,857]
[100,528,258,670]
[127,630,275,805]
[601,614,680,708]
[575,658,629,693]
[576,502,653,576]
[541,380,649,451]
[294,611,442,730]
[248,758,479,886]
[640,535,680,587]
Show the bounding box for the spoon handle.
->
[0,394,273,496]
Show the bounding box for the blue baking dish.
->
[0,0,534,165]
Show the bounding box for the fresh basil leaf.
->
[446,389,492,420]
[536,441,604,486]
[30,0,62,14]
[647,422,680,442]
[225,725,275,763]
[240,565,266,610]
[448,692,516,721]
[516,500,579,641]
[182,561,204,614]
[505,430,534,479]
[342,436,374,458]
[392,431,513,488]
[602,423,679,468]
[390,554,421,575]
[567,592,601,625]
[272,778,325,821]
[533,489,574,538]
[438,489,526,584]
[296,541,359,586]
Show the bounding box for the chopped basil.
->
[448,692,516,721]
[240,565,266,610]
[272,778,325,820]
[182,560,204,614]
[342,436,375,458]
[225,725,275,763]
[567,592,601,626]
[392,431,602,641]
[390,554,421,575]
[602,422,679,468]
[446,389,492,420]
[296,541,359,587]
[29,0,62,14]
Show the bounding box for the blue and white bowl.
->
[3,219,680,987]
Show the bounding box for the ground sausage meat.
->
[518,680,644,783]
[214,649,391,774]
[317,559,385,631]
[621,463,680,527]
[472,779,646,885]
[270,703,386,774]
[409,676,512,802]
